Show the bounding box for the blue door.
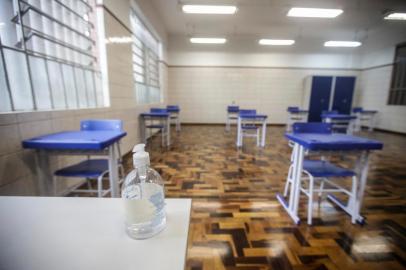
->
[332,76,356,114]
[308,76,333,122]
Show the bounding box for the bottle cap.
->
[132,144,150,168]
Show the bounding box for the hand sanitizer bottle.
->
[122,144,166,239]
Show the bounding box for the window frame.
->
[387,42,406,106]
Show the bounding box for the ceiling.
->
[151,0,406,49]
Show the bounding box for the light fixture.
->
[287,7,343,18]
[182,5,237,14]
[259,39,295,45]
[190,37,227,44]
[324,41,362,47]
[384,12,406,20]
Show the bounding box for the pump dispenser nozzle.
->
[132,144,150,168]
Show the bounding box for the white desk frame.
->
[277,143,371,224]
[236,116,267,148]
[34,144,121,197]
[323,117,356,135]
[286,111,308,132]
[140,114,171,147]
[226,111,239,132]
[354,111,377,132]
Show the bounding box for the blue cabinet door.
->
[308,76,333,122]
[332,76,356,114]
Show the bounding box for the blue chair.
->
[167,105,181,132]
[146,108,169,146]
[238,109,261,146]
[284,123,358,224]
[226,105,239,132]
[53,119,124,197]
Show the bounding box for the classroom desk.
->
[353,110,378,132]
[22,130,126,197]
[321,113,357,134]
[286,109,308,132]
[140,112,171,146]
[0,196,191,270]
[236,114,268,147]
[277,133,383,224]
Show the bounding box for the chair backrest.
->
[150,108,168,113]
[292,122,332,134]
[287,106,299,112]
[81,119,123,131]
[352,107,363,113]
[227,105,239,112]
[322,110,338,115]
[239,109,256,115]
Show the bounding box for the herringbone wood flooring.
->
[138,125,406,270]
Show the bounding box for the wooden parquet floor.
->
[128,125,406,270]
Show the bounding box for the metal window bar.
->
[53,0,95,29]
[24,30,96,61]
[18,0,95,44]
[17,0,38,110]
[0,38,15,111]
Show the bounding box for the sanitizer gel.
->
[122,144,166,239]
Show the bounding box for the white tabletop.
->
[0,197,192,270]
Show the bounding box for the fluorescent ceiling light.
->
[182,5,237,14]
[324,41,362,47]
[259,39,295,45]
[384,12,406,20]
[190,38,226,44]
[287,7,343,18]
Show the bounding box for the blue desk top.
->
[289,110,308,114]
[285,133,383,151]
[239,114,268,120]
[140,112,170,117]
[167,108,180,113]
[22,131,127,150]
[321,114,356,120]
[359,110,378,114]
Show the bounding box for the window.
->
[130,4,161,104]
[388,42,406,105]
[0,0,105,112]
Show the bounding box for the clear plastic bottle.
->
[122,144,166,239]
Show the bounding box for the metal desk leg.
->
[34,149,53,196]
[226,114,230,132]
[176,115,181,132]
[236,117,242,147]
[261,119,267,147]
[355,112,361,132]
[108,144,119,197]
[276,143,303,224]
[327,150,369,224]
[166,116,171,147]
[355,151,369,222]
[369,115,375,132]
[347,120,355,135]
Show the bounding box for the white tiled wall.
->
[0,6,168,196]
[168,67,360,124]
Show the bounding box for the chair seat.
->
[146,124,165,129]
[303,160,355,177]
[55,159,108,178]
